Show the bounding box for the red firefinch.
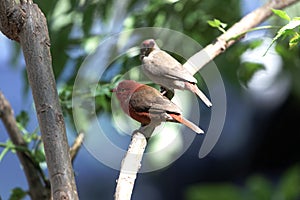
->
[113,80,204,134]
[140,39,212,107]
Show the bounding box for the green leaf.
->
[5,140,16,153]
[289,32,300,48]
[95,84,111,96]
[0,140,30,157]
[207,19,227,33]
[33,146,46,164]
[111,74,123,86]
[207,19,226,28]
[0,145,10,162]
[293,17,300,21]
[185,183,241,200]
[16,111,29,129]
[277,165,300,199]
[23,132,40,144]
[233,40,263,57]
[272,9,291,21]
[16,123,29,136]
[9,187,27,200]
[246,175,272,199]
[264,19,300,55]
[248,39,263,49]
[237,62,265,87]
[82,4,97,36]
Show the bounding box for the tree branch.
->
[0,91,50,199]
[19,2,79,199]
[115,125,155,200]
[115,0,299,199]
[0,0,20,42]
[0,0,79,199]
[184,0,300,75]
[70,132,84,163]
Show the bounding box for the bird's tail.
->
[172,115,204,134]
[186,83,212,107]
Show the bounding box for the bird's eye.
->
[119,88,127,93]
[149,41,154,47]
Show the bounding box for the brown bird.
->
[113,80,204,134]
[140,39,212,107]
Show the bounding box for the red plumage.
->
[113,80,203,134]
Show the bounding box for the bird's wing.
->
[129,85,182,114]
[149,50,197,83]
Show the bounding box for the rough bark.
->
[0,0,79,199]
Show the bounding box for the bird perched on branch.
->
[113,80,204,134]
[140,39,212,107]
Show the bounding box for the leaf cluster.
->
[265,9,300,53]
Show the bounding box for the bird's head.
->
[113,80,142,102]
[140,39,159,60]
[112,80,143,114]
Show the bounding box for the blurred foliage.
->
[21,0,241,118]
[5,0,300,131]
[3,0,299,157]
[9,187,27,200]
[185,164,300,200]
[6,0,300,113]
[185,183,241,200]
[0,112,47,200]
[237,62,265,87]
[0,111,42,162]
[1,111,45,164]
[15,111,29,128]
[275,38,300,100]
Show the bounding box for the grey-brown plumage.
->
[140,39,212,107]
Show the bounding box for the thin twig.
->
[70,132,84,163]
[0,91,50,199]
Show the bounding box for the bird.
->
[140,39,212,107]
[113,80,204,134]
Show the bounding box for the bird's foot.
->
[160,87,174,100]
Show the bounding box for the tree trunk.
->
[0,0,79,199]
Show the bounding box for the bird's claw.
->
[160,87,174,100]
